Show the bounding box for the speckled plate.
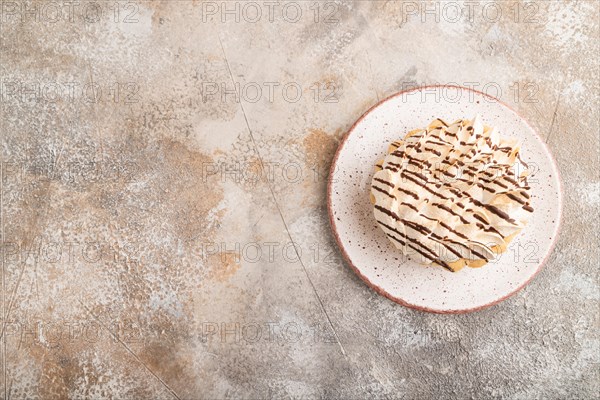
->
[328,85,562,313]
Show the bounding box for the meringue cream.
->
[370,116,533,272]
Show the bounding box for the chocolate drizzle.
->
[372,185,396,199]
[374,210,454,271]
[371,116,533,270]
[374,177,393,188]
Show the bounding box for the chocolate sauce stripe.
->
[479,176,509,189]
[376,217,436,258]
[412,167,473,186]
[402,219,431,236]
[431,202,469,224]
[472,213,489,225]
[505,192,527,205]
[444,188,506,237]
[517,154,529,168]
[376,218,454,271]
[376,207,489,263]
[430,232,490,262]
[372,185,396,199]
[474,181,497,193]
[428,134,453,145]
[496,146,513,152]
[452,187,516,226]
[388,150,433,166]
[374,176,420,200]
[471,197,517,224]
[397,186,420,200]
[421,214,438,221]
[400,202,420,213]
[428,140,450,147]
[399,171,444,199]
[476,222,501,236]
[429,237,464,260]
[377,204,479,257]
[373,177,394,188]
[423,147,442,156]
[439,195,504,239]
[438,221,467,240]
[433,219,490,260]
[409,159,433,169]
[403,167,515,232]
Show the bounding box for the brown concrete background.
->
[0,1,598,399]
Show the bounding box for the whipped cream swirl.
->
[371,116,533,271]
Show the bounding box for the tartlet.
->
[370,116,533,272]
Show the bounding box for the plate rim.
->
[327,84,564,314]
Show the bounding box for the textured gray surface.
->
[0,0,598,399]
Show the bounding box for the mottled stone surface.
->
[0,1,598,399]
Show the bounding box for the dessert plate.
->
[327,85,562,313]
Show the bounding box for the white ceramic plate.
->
[328,85,562,313]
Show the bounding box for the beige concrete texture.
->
[0,0,598,399]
